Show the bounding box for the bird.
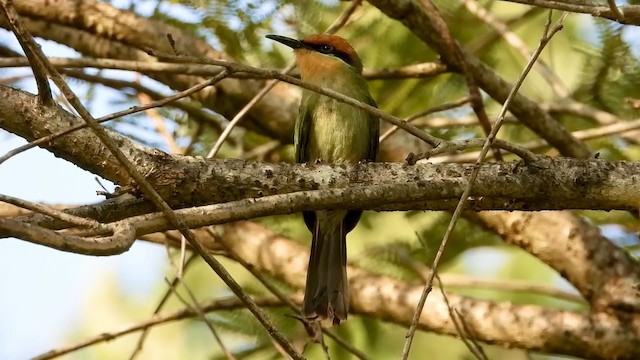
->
[266,34,379,325]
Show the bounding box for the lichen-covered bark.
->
[2,85,640,212]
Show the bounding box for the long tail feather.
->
[302,210,349,325]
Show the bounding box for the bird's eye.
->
[319,44,334,54]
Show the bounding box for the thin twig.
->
[0,72,230,165]
[0,3,51,104]
[206,72,292,158]
[400,11,567,360]
[407,137,538,164]
[173,279,237,360]
[32,295,285,360]
[409,232,487,359]
[436,274,488,360]
[0,56,447,81]
[467,7,544,54]
[0,194,106,230]
[148,49,444,147]
[379,96,473,142]
[128,253,198,360]
[417,0,499,160]
[64,69,227,133]
[460,0,568,97]
[433,115,640,163]
[395,248,584,304]
[137,89,182,154]
[496,0,634,24]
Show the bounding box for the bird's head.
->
[266,34,363,83]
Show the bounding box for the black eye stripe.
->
[303,42,355,67]
[332,51,355,67]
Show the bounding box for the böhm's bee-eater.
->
[267,34,379,325]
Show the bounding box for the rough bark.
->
[2,85,639,212]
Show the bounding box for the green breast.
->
[305,96,372,163]
[296,83,378,164]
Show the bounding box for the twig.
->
[0,72,230,165]
[147,49,444,147]
[400,11,567,360]
[434,116,640,163]
[417,0,498,159]
[137,89,182,154]
[395,247,584,304]
[65,69,227,133]
[242,140,280,160]
[31,295,285,360]
[0,3,302,358]
[206,72,292,158]
[0,3,51,104]
[211,344,270,360]
[436,274,488,360]
[128,253,198,360]
[0,56,447,81]
[467,7,544,54]
[409,232,487,359]
[379,96,473,142]
[183,121,205,156]
[0,194,106,230]
[460,0,568,97]
[497,0,634,24]
[171,279,237,360]
[407,137,538,164]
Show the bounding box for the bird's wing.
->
[297,95,317,232]
[367,95,380,162]
[295,94,314,163]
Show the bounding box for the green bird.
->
[267,34,379,324]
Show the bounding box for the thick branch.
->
[476,211,640,312]
[1,85,639,213]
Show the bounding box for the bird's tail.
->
[302,210,349,325]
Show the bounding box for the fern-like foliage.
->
[573,19,640,119]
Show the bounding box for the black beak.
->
[266,34,303,49]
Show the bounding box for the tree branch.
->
[476,211,640,312]
[498,0,640,25]
[3,86,639,213]
[216,221,640,360]
[368,0,591,158]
